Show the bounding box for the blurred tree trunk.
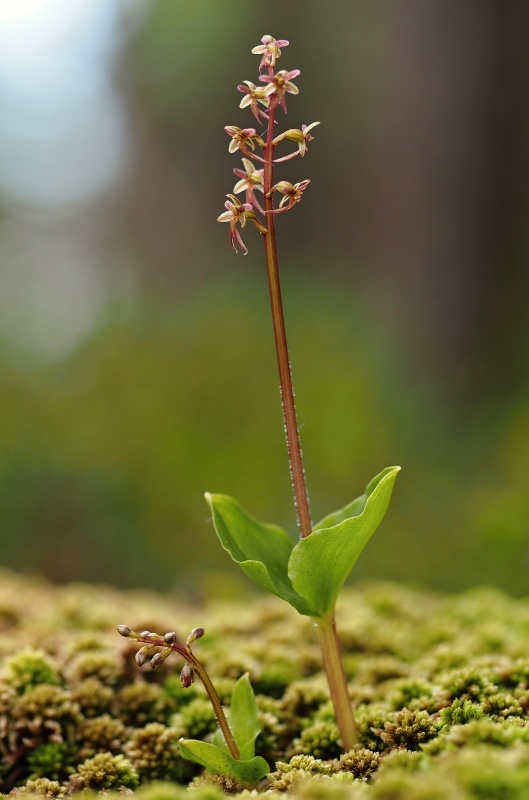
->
[359,0,529,400]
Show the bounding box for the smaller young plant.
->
[211,35,400,752]
[117,626,268,786]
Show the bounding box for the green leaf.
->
[212,673,261,760]
[205,493,315,616]
[178,739,269,786]
[288,467,401,617]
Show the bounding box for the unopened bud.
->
[117,625,131,638]
[164,631,176,645]
[186,627,205,645]
[135,647,150,667]
[150,647,172,671]
[150,652,163,670]
[180,664,195,688]
[139,631,151,638]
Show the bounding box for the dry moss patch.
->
[1,570,529,799]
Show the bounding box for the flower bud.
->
[180,664,195,688]
[164,631,176,645]
[150,652,163,670]
[150,647,172,671]
[135,647,150,667]
[139,631,151,638]
[117,625,131,638]
[186,627,205,645]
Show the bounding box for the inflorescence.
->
[117,625,204,688]
[217,35,320,254]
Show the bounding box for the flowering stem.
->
[262,105,312,540]
[262,96,357,753]
[314,616,357,750]
[185,650,240,759]
[130,632,240,760]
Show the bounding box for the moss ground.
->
[2,569,529,799]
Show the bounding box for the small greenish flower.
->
[251,35,289,71]
[267,179,311,211]
[274,122,321,158]
[237,81,269,123]
[224,126,265,155]
[260,69,301,113]
[233,157,265,211]
[217,194,266,255]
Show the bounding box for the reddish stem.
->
[262,104,312,540]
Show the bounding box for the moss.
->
[424,718,529,755]
[171,697,217,740]
[255,695,292,761]
[440,666,494,703]
[387,678,435,713]
[439,698,485,727]
[66,651,123,687]
[283,679,330,719]
[481,690,525,719]
[6,571,529,796]
[355,705,392,752]
[191,772,249,794]
[269,757,332,793]
[18,778,65,797]
[289,721,341,760]
[375,749,426,776]
[379,709,438,751]
[77,714,128,758]
[0,649,60,693]
[116,681,176,726]
[70,678,114,718]
[371,769,466,800]
[68,753,138,792]
[124,722,193,783]
[135,782,186,800]
[27,742,73,781]
[11,684,80,745]
[336,748,380,780]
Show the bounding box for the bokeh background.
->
[1,0,529,597]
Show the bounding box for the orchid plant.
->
[212,35,400,752]
[119,36,400,778]
[117,625,268,786]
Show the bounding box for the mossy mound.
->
[2,570,529,798]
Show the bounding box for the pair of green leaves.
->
[179,673,269,786]
[205,466,400,619]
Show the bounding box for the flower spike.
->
[251,35,289,72]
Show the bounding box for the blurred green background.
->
[1,1,529,595]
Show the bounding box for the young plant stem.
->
[315,617,357,750]
[185,651,240,759]
[262,105,312,541]
[262,99,357,751]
